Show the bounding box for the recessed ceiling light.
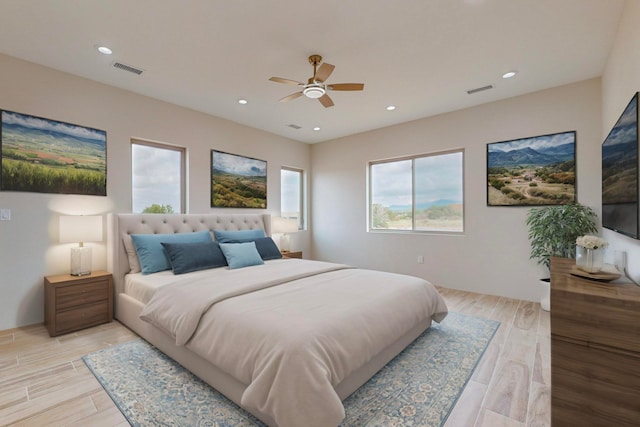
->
[313,127,321,131]
[502,71,517,79]
[97,46,113,55]
[386,105,396,111]
[238,99,248,105]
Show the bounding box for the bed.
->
[107,213,448,427]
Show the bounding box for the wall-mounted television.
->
[602,92,639,239]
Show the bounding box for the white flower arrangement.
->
[576,235,608,250]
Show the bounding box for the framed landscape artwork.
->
[211,150,267,208]
[487,131,576,206]
[0,110,107,196]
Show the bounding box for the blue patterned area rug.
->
[83,311,499,426]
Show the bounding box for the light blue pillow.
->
[161,241,227,275]
[219,242,265,269]
[213,229,266,243]
[131,230,212,274]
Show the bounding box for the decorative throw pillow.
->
[213,229,266,243]
[161,241,227,275]
[131,230,212,274]
[253,237,283,260]
[219,242,265,269]
[122,234,142,273]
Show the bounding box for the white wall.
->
[311,79,602,302]
[601,0,640,281]
[0,54,311,331]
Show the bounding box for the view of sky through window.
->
[132,142,183,213]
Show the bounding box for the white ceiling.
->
[0,0,625,143]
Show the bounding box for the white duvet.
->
[140,259,448,427]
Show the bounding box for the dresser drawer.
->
[55,300,110,334]
[56,280,109,310]
[551,337,640,426]
[551,287,640,354]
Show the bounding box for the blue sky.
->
[2,111,105,144]
[132,144,181,213]
[604,98,637,146]
[487,131,574,152]
[372,151,463,207]
[212,151,266,176]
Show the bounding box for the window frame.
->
[368,148,465,234]
[131,139,187,214]
[280,166,305,230]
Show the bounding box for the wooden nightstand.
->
[44,271,113,337]
[281,251,302,259]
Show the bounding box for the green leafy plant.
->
[526,203,598,271]
[142,204,174,214]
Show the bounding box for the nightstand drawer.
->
[55,300,109,334]
[56,280,109,310]
[45,271,114,337]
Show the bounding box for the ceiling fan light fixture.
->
[303,85,326,99]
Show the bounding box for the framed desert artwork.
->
[487,131,576,206]
[211,150,267,208]
[0,110,107,196]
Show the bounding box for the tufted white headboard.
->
[107,213,271,305]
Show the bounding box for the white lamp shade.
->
[272,217,298,234]
[59,215,103,244]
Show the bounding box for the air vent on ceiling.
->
[113,61,144,75]
[466,84,493,95]
[287,124,302,130]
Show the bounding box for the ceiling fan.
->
[269,55,364,108]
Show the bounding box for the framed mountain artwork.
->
[487,131,576,206]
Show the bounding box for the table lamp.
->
[271,217,298,252]
[59,215,103,276]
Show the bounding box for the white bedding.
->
[125,261,293,304]
[139,259,448,427]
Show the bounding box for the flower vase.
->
[576,246,604,273]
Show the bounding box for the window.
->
[131,140,186,213]
[281,167,304,229]
[369,149,464,232]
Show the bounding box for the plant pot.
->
[540,278,550,312]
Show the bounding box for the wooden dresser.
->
[550,257,640,426]
[44,271,113,337]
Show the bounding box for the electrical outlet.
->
[417,255,424,264]
[0,209,10,221]
[614,250,627,272]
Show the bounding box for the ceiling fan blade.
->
[314,63,335,83]
[327,83,364,91]
[318,94,334,108]
[279,92,303,102]
[269,77,304,86]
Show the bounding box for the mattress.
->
[125,258,292,304]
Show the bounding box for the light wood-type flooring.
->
[0,287,550,426]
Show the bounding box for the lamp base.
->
[70,246,92,276]
[279,234,291,252]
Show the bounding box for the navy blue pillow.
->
[131,230,212,274]
[253,237,283,260]
[213,229,266,243]
[161,241,227,275]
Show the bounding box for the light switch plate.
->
[0,209,11,220]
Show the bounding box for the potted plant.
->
[525,203,598,311]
